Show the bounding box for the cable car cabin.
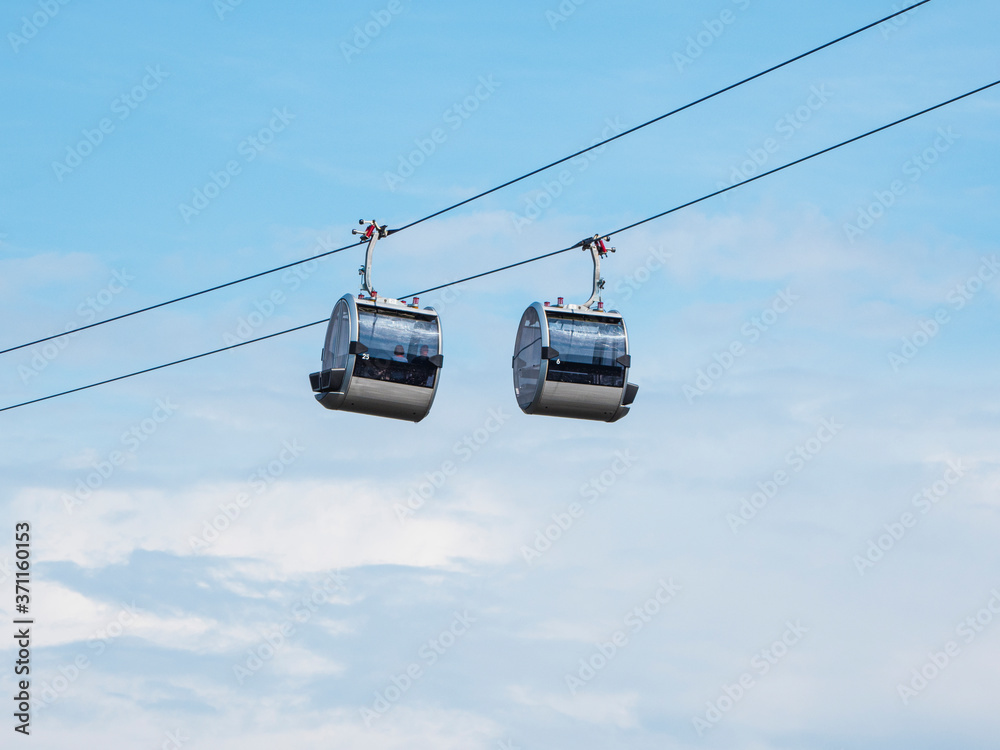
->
[310,294,443,422]
[512,301,637,422]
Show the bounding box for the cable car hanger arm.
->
[352,219,389,297]
[580,235,615,310]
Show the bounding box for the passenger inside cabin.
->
[409,344,434,386]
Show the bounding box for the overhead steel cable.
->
[2,76,995,415]
[0,322,323,414]
[0,0,932,358]
[390,0,933,235]
[406,80,1000,299]
[0,239,360,357]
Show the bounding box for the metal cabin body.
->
[310,294,443,423]
[512,301,637,422]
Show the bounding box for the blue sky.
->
[2,0,1000,747]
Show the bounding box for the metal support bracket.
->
[580,234,615,309]
[352,219,389,297]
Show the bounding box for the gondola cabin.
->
[310,294,443,422]
[512,300,637,422]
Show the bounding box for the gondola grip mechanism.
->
[352,219,389,297]
[581,234,615,310]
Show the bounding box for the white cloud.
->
[7,581,258,654]
[11,478,518,576]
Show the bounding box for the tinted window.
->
[354,307,440,388]
[545,313,626,387]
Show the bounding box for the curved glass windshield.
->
[513,306,542,408]
[353,306,440,388]
[323,299,351,370]
[545,312,626,387]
